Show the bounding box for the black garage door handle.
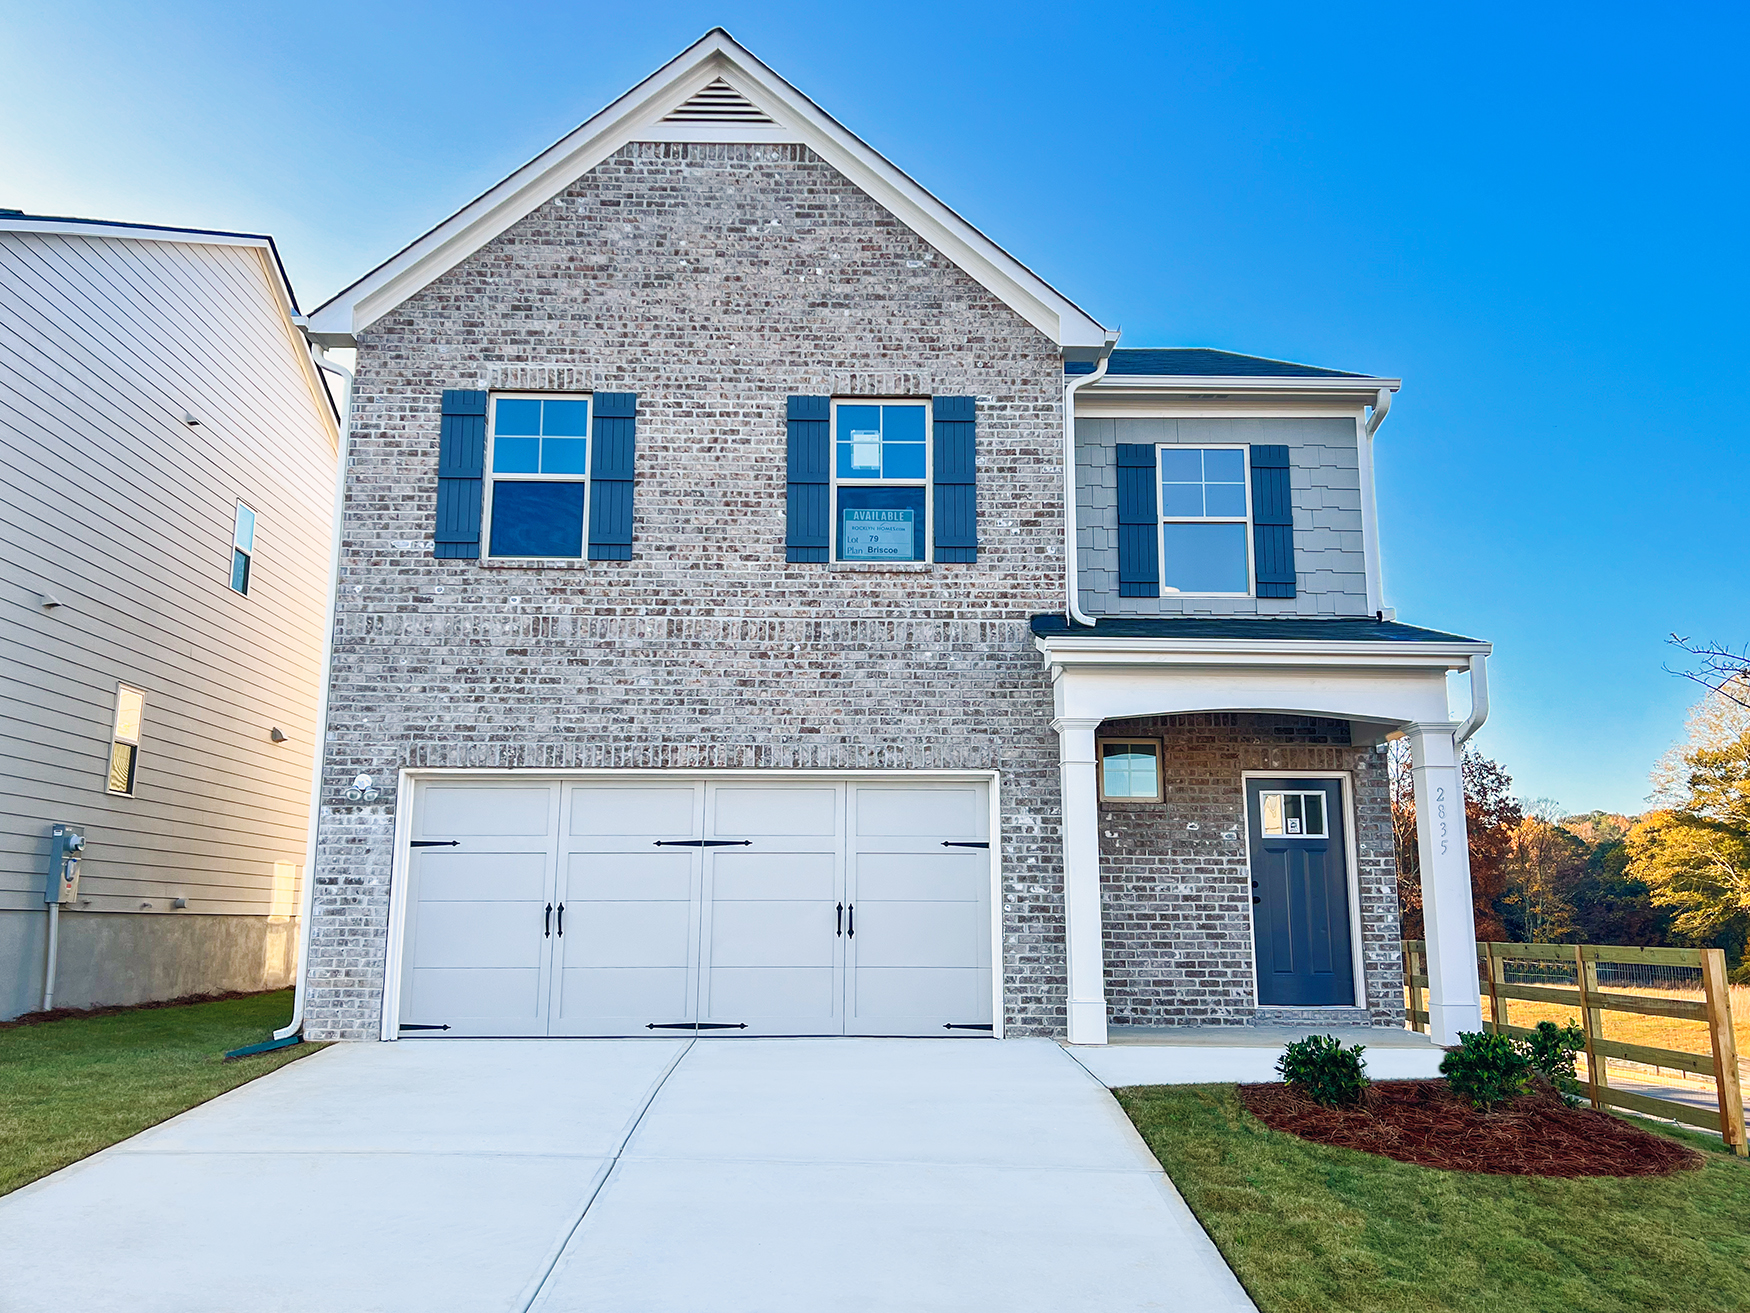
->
[942,841,989,848]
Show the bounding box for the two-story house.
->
[1,212,339,1020]
[292,30,1488,1047]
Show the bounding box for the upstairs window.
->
[108,685,145,796]
[834,401,928,562]
[230,502,255,594]
[487,395,591,558]
[1158,446,1251,595]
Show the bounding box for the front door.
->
[1245,777,1356,1007]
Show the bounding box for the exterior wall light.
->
[344,773,379,802]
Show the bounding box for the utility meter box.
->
[45,824,84,905]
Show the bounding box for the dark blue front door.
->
[1246,777,1355,1007]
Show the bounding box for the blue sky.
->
[4,2,1743,815]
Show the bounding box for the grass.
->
[1119,1083,1750,1313]
[0,989,321,1197]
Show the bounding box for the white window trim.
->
[1239,770,1367,1011]
[829,397,932,564]
[230,500,255,596]
[107,683,145,797]
[1096,736,1164,803]
[1156,442,1254,598]
[483,391,594,561]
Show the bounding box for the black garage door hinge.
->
[400,1023,452,1031]
[943,1023,994,1031]
[410,840,460,848]
[653,839,754,848]
[941,841,989,848]
[646,1022,749,1030]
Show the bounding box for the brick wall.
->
[1097,713,1405,1028]
[305,142,1072,1039]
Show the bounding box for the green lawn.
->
[1118,1084,1750,1313]
[0,989,321,1197]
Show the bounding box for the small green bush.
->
[1440,1030,1532,1109]
[1277,1034,1370,1106]
[1524,1020,1586,1105]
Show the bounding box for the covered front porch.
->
[1033,615,1492,1048]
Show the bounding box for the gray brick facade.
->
[303,139,1408,1042]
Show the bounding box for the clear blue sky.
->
[4,2,1743,815]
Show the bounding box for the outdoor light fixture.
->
[345,773,379,802]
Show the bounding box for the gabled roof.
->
[1066,348,1368,378]
[308,29,1111,350]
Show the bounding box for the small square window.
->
[230,502,255,595]
[1099,740,1163,802]
[488,395,591,558]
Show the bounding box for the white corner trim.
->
[308,30,1109,349]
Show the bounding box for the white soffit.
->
[307,29,1109,348]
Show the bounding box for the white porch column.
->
[1407,721,1484,1044]
[1053,715,1108,1045]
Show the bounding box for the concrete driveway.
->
[0,1037,1254,1313]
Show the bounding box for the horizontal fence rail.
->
[1403,939,1747,1156]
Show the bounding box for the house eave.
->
[1035,634,1491,672]
[1078,374,1402,399]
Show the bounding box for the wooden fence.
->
[1403,939,1747,1156]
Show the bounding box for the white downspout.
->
[274,341,352,1041]
[1455,653,1490,746]
[1063,331,1120,627]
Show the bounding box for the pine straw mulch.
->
[1238,1078,1704,1177]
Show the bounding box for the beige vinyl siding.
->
[0,231,336,916]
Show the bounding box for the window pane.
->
[494,437,540,473]
[883,442,926,480]
[113,688,144,742]
[1162,522,1249,592]
[837,485,925,561]
[1102,743,1158,799]
[1203,448,1245,483]
[489,481,585,557]
[1261,793,1284,836]
[1204,482,1248,517]
[233,504,255,552]
[837,405,884,478]
[231,548,251,595]
[540,399,589,436]
[1160,483,1203,517]
[540,437,589,475]
[1158,448,1201,482]
[495,399,541,435]
[880,404,925,443]
[108,741,137,794]
[1302,793,1326,837]
[1284,794,1304,833]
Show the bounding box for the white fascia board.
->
[1035,634,1490,671]
[1081,374,1402,397]
[308,30,1110,349]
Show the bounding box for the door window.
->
[1258,790,1327,838]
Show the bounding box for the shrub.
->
[1277,1034,1369,1107]
[1524,1020,1587,1105]
[1440,1030,1532,1109]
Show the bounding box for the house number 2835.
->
[1434,785,1449,856]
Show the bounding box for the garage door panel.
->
[555,967,691,1022]
[567,901,694,968]
[854,853,984,902]
[565,851,694,902]
[854,787,982,839]
[407,969,544,1022]
[704,967,838,1021]
[570,787,697,837]
[710,851,836,901]
[416,853,548,903]
[708,901,836,967]
[412,901,544,970]
[853,902,985,969]
[850,969,989,1025]
[712,787,837,837]
[418,787,553,838]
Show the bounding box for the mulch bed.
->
[0,989,279,1031]
[1238,1079,1703,1177]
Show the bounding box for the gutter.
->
[1062,331,1120,627]
[274,338,353,1042]
[1455,653,1490,745]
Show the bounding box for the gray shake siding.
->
[1075,416,1369,616]
[305,142,1070,1040]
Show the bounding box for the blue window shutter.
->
[1115,443,1160,598]
[932,396,977,563]
[1250,444,1296,598]
[588,393,637,560]
[786,396,830,562]
[435,390,487,559]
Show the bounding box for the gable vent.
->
[662,78,774,124]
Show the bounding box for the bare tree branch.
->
[1665,635,1750,710]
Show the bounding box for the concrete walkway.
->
[0,1038,1255,1313]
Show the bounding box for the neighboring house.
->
[0,213,339,1020]
[295,30,1487,1046]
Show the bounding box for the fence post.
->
[1575,945,1606,1112]
[1484,943,1508,1034]
[1402,941,1421,1033]
[1699,948,1747,1157]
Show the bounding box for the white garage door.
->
[397,778,993,1038]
